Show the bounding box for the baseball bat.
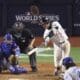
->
[27,42,45,56]
[27,48,38,56]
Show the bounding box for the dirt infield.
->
[0,63,80,80]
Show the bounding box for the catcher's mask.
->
[62,57,74,66]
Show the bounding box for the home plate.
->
[8,78,27,80]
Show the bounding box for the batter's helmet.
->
[42,17,49,23]
[62,57,74,66]
[39,17,50,25]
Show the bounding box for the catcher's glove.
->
[9,55,18,65]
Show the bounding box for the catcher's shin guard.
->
[9,65,16,74]
[9,65,27,74]
[16,66,27,73]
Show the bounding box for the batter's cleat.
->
[53,67,61,76]
[54,70,59,76]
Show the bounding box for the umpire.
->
[7,21,37,72]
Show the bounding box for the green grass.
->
[70,47,80,62]
[19,47,80,64]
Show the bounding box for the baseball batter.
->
[62,57,80,80]
[40,17,71,75]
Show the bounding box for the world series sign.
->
[15,13,60,23]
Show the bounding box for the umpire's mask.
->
[12,22,25,32]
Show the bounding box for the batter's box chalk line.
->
[8,78,28,80]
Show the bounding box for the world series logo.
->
[15,13,60,23]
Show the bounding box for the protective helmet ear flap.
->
[62,57,74,66]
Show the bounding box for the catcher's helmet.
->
[62,57,74,66]
[42,17,49,23]
[4,33,13,41]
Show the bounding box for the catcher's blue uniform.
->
[0,41,20,59]
[0,33,27,74]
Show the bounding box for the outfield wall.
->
[0,37,80,47]
[34,37,80,47]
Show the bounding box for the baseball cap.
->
[62,57,74,65]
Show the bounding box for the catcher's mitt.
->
[9,55,18,65]
[30,5,39,15]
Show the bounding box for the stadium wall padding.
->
[0,0,80,36]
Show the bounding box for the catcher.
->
[0,33,27,74]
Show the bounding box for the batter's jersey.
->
[64,66,80,80]
[43,21,68,45]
